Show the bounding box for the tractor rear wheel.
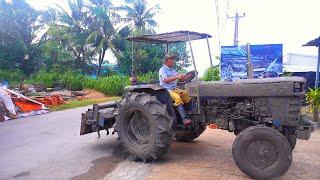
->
[232,125,292,179]
[116,92,175,162]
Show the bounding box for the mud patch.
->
[71,144,128,180]
[13,171,30,178]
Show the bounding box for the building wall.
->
[285,53,317,67]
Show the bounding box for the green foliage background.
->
[203,65,221,81]
[0,0,192,96]
[0,70,158,96]
[306,88,320,111]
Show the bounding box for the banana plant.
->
[306,87,320,122]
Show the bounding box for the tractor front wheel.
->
[232,125,292,179]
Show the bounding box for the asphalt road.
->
[1,106,319,180]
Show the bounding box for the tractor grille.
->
[288,97,302,124]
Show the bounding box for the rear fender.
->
[124,84,165,92]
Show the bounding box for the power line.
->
[215,0,221,56]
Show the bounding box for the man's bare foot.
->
[182,118,192,127]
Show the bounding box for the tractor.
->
[80,31,314,179]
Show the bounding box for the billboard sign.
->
[221,44,283,80]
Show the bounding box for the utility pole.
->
[228,12,245,46]
[246,43,253,79]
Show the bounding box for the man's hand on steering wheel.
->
[185,70,196,82]
[176,74,184,81]
[177,70,196,84]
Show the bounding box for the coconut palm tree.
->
[86,0,121,76]
[118,0,160,34]
[0,0,42,88]
[54,0,93,71]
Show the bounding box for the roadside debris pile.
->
[29,89,106,104]
[0,82,106,122]
[75,89,106,99]
[0,87,48,122]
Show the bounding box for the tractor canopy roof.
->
[126,30,212,44]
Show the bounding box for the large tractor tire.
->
[116,92,175,162]
[286,134,297,150]
[284,127,297,150]
[232,125,292,179]
[175,125,206,142]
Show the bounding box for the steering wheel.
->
[185,70,196,83]
[178,70,196,86]
[177,70,196,86]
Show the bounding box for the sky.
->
[27,0,320,76]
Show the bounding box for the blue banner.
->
[221,44,283,80]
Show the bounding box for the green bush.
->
[306,88,320,111]
[306,87,320,121]
[282,72,293,77]
[60,71,85,90]
[82,77,97,90]
[203,66,220,81]
[28,70,61,87]
[96,75,130,96]
[19,71,161,96]
[138,72,159,83]
[28,71,132,96]
[0,70,23,85]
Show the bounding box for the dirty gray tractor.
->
[80,31,314,179]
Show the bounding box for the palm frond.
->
[142,4,160,18]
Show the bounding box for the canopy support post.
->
[166,43,169,53]
[131,41,135,77]
[206,37,213,67]
[188,32,201,114]
[316,46,320,88]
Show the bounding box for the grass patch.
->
[50,97,121,111]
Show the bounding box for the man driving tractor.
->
[159,54,193,127]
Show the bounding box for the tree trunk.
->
[81,48,86,72]
[97,49,106,77]
[51,51,57,64]
[97,51,102,77]
[19,55,26,91]
[19,76,25,91]
[313,107,319,122]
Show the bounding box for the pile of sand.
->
[81,89,106,99]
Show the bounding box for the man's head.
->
[163,54,176,68]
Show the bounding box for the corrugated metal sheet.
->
[126,31,212,43]
[303,36,320,47]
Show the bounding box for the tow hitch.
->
[80,101,118,137]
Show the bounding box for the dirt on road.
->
[4,106,317,180]
[72,144,128,180]
[102,128,320,180]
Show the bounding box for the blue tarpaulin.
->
[221,44,283,80]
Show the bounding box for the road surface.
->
[1,106,319,180]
